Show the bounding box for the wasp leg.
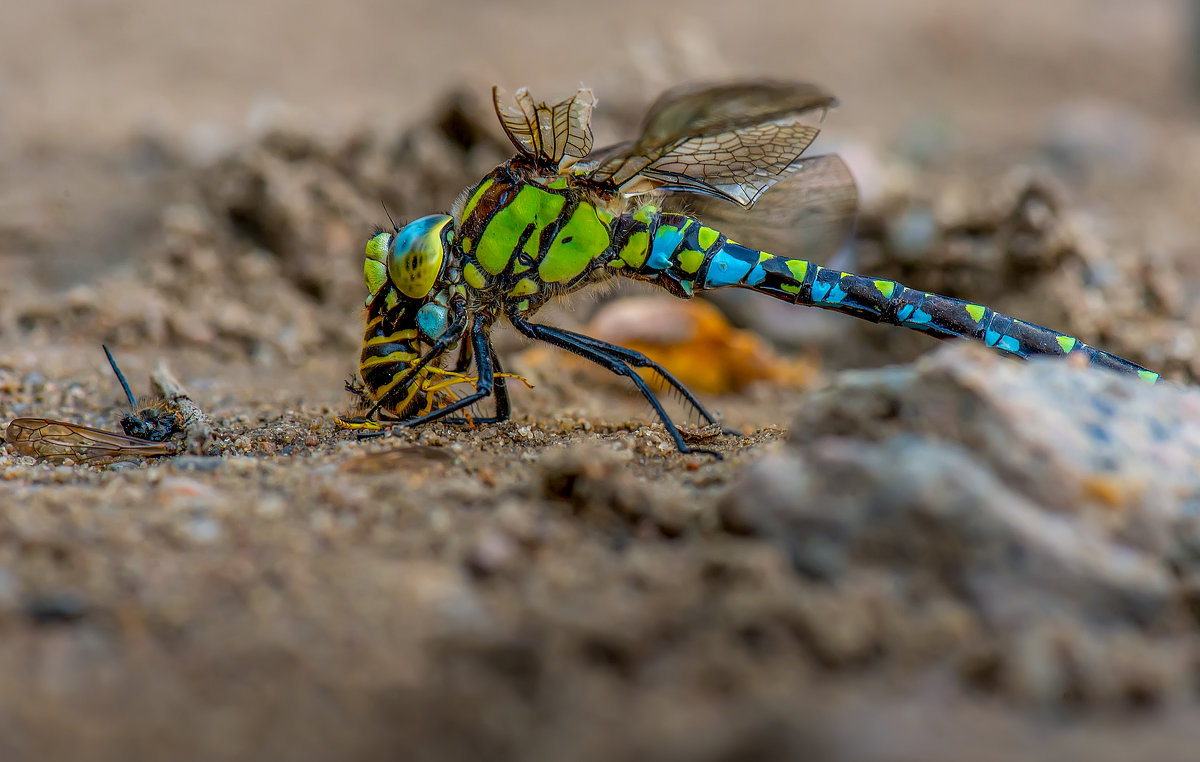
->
[386,318,498,429]
[362,303,469,421]
[336,403,407,436]
[508,316,720,458]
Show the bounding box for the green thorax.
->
[451,158,619,310]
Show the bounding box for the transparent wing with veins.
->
[575,80,838,207]
[493,86,595,166]
[673,153,859,262]
[5,418,179,465]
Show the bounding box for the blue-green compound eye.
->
[363,232,392,305]
[416,302,449,339]
[388,215,452,299]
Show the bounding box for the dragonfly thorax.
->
[448,158,621,316]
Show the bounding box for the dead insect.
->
[101,345,185,443]
[4,346,185,466]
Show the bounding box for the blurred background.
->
[0,0,1189,145]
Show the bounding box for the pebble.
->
[885,206,939,259]
[184,516,222,544]
[172,456,223,472]
[1041,99,1151,177]
[464,530,518,577]
[25,591,89,626]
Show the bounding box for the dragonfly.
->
[345,81,1160,455]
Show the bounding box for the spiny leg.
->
[509,315,720,458]
[543,325,722,427]
[442,337,512,425]
[385,319,498,430]
[361,304,469,422]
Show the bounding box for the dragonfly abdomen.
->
[613,208,1159,383]
[748,260,1158,382]
[607,210,727,298]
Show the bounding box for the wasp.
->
[4,346,187,466]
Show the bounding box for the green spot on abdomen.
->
[1056,335,1077,354]
[965,304,986,323]
[1138,370,1160,384]
[873,280,896,298]
[697,226,719,251]
[633,204,657,224]
[620,231,649,268]
[785,259,809,283]
[677,249,704,274]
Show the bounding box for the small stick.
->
[151,362,215,455]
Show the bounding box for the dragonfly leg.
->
[442,338,512,425]
[538,325,722,427]
[361,302,469,421]
[509,316,721,458]
[383,319,499,430]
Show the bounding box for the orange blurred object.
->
[583,296,818,394]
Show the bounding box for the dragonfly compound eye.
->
[388,215,452,299]
[416,302,449,340]
[363,232,393,305]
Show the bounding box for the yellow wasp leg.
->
[335,367,534,430]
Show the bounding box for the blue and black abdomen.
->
[609,208,1159,384]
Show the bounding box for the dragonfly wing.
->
[6,417,177,465]
[493,86,540,159]
[635,80,836,145]
[493,86,595,165]
[673,153,858,262]
[552,89,596,162]
[638,122,822,206]
[580,80,837,205]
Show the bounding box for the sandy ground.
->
[3,1,1200,760]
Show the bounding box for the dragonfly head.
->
[364,214,452,302]
[363,214,456,341]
